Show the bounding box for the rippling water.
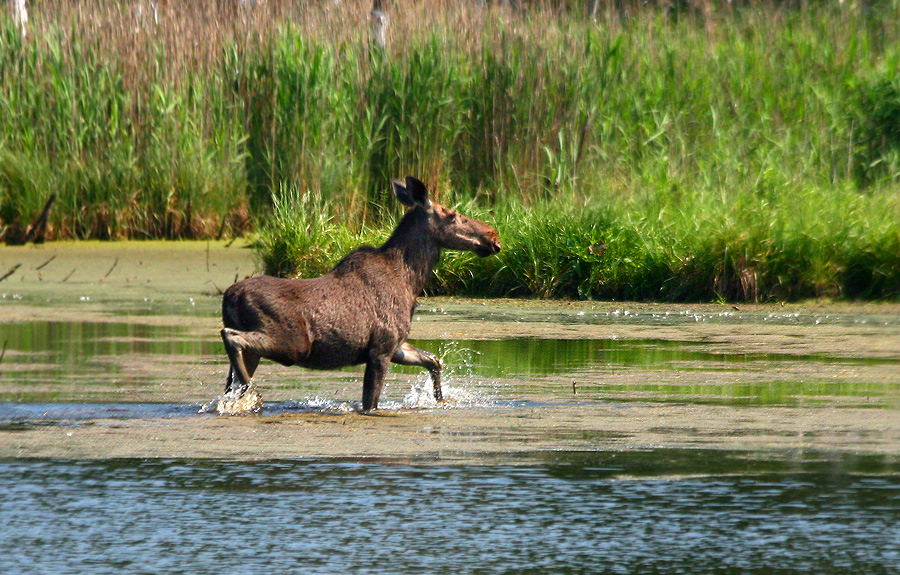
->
[3,292,900,574]
[2,451,898,575]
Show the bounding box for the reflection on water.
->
[0,321,213,390]
[1,319,898,406]
[408,337,900,406]
[410,337,895,375]
[1,451,898,575]
[418,303,900,329]
[0,320,212,363]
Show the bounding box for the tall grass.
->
[261,182,900,301]
[1,1,899,299]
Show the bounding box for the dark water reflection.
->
[0,320,212,366]
[5,321,891,381]
[2,319,898,406]
[1,451,898,575]
[410,336,896,375]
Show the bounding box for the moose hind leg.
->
[221,328,264,394]
[224,357,261,394]
[391,342,443,401]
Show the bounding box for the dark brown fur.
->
[221,177,500,411]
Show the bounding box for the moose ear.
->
[393,176,431,208]
[392,180,414,207]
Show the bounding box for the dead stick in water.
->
[34,254,56,270]
[23,194,56,244]
[0,263,22,283]
[62,268,76,282]
[99,258,119,282]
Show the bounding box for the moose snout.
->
[476,231,501,257]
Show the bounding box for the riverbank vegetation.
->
[260,184,900,301]
[1,1,899,300]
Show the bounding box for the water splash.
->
[402,341,499,409]
[281,397,359,414]
[402,377,495,409]
[276,378,497,413]
[199,342,499,414]
[279,344,499,413]
[198,385,263,415]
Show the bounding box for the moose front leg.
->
[362,355,391,412]
[391,342,443,401]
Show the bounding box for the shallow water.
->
[2,451,899,575]
[3,243,900,573]
[1,316,898,408]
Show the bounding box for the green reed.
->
[261,183,900,301]
[1,1,899,300]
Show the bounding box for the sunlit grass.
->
[259,181,900,301]
[1,1,898,299]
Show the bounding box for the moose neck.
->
[380,207,442,297]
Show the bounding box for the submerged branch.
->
[99,258,119,283]
[0,264,22,283]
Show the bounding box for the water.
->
[2,451,898,575]
[3,255,900,575]
[415,302,900,329]
[1,300,898,415]
[2,318,897,407]
[410,336,899,375]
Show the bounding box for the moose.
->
[220,177,501,412]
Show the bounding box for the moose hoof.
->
[215,387,263,415]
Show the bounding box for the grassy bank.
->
[259,183,900,302]
[1,1,899,300]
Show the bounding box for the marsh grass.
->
[261,184,900,301]
[1,1,899,299]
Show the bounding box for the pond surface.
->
[3,451,900,575]
[1,316,898,408]
[2,242,900,574]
